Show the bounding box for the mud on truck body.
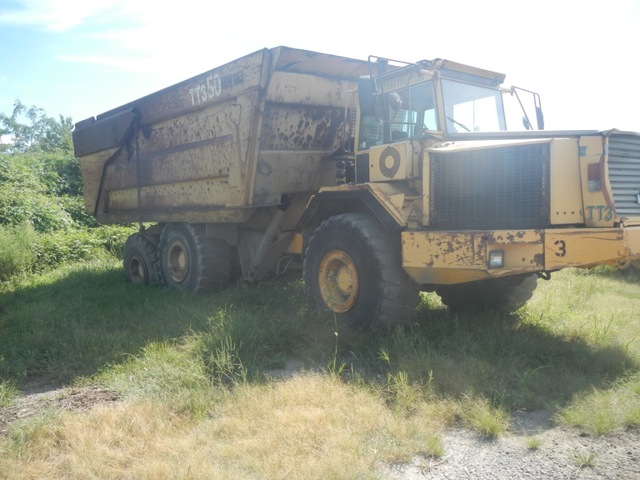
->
[72,46,640,329]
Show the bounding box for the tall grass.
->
[0,221,132,284]
[1,261,639,478]
[0,223,36,280]
[0,381,18,407]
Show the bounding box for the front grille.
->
[429,142,550,230]
[608,133,640,219]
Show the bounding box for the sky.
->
[1,0,639,132]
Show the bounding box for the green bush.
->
[0,222,37,280]
[31,225,133,272]
[0,184,74,231]
[0,102,124,280]
[57,195,99,228]
[0,153,79,232]
[39,154,83,197]
[91,225,135,259]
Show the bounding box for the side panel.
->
[544,229,625,269]
[368,141,415,182]
[79,147,118,215]
[550,138,584,224]
[402,226,640,286]
[75,49,365,225]
[579,135,616,227]
[253,71,358,206]
[402,230,543,285]
[104,92,262,214]
[76,50,269,223]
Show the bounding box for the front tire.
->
[303,213,419,329]
[159,223,231,293]
[436,274,538,314]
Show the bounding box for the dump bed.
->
[72,47,371,224]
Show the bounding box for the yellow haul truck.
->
[72,46,640,328]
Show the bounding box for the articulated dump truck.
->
[72,46,640,328]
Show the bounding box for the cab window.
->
[358,81,437,149]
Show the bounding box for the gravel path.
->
[388,411,640,479]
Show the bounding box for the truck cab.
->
[302,53,640,323]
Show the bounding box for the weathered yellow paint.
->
[78,147,118,215]
[402,226,640,284]
[318,182,413,227]
[369,140,414,182]
[625,225,640,259]
[401,229,543,284]
[421,150,431,226]
[550,138,584,224]
[285,233,304,255]
[388,193,405,210]
[579,136,615,227]
[544,228,626,269]
[108,177,231,211]
[265,71,355,107]
[403,266,489,285]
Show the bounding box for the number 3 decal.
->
[554,239,567,257]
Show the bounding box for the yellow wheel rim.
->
[318,250,359,313]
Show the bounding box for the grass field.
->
[1,258,639,479]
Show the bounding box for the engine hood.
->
[431,128,640,152]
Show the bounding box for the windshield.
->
[441,79,506,133]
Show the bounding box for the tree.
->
[0,100,73,154]
[0,101,85,231]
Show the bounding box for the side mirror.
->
[358,76,377,117]
[536,106,545,130]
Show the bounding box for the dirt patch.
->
[387,412,640,479]
[0,385,121,436]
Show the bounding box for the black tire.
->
[159,223,231,293]
[123,233,161,286]
[436,274,538,314]
[303,213,420,329]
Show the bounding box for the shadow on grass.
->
[0,262,289,388]
[1,262,638,416]
[308,298,639,413]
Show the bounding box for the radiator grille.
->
[429,143,550,230]
[608,133,640,219]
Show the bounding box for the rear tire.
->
[436,274,538,314]
[159,223,231,293]
[303,213,419,329]
[123,233,161,286]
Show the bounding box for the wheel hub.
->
[318,250,359,313]
[128,255,147,285]
[167,240,189,283]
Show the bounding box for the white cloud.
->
[55,53,151,73]
[0,0,123,32]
